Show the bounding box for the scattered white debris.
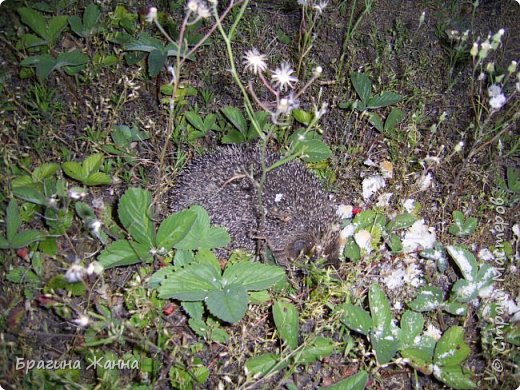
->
[383,267,407,290]
[336,204,353,219]
[86,261,104,276]
[416,172,433,192]
[363,158,377,167]
[340,224,356,239]
[405,263,424,288]
[379,160,393,179]
[402,199,416,213]
[513,224,520,238]
[274,193,284,203]
[376,192,393,207]
[402,220,436,252]
[424,324,442,341]
[393,301,403,311]
[478,248,495,262]
[354,229,372,253]
[362,175,386,200]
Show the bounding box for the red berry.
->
[162,302,175,316]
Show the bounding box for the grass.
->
[0,0,519,389]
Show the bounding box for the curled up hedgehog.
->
[170,147,341,266]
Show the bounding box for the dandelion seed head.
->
[272,62,298,91]
[242,48,268,75]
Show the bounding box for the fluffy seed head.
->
[271,62,298,91]
[243,48,268,75]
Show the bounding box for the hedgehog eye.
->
[290,239,310,258]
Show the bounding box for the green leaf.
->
[185,111,205,131]
[320,370,368,390]
[434,326,471,366]
[206,284,248,323]
[98,240,149,269]
[45,274,86,296]
[450,279,478,303]
[123,32,164,52]
[174,206,230,250]
[32,163,59,182]
[296,337,335,364]
[475,263,496,290]
[507,167,520,192]
[222,262,285,291]
[293,139,332,162]
[6,199,22,242]
[157,263,222,301]
[193,249,221,275]
[156,210,197,250]
[447,245,478,281]
[148,266,174,289]
[83,172,112,186]
[245,354,285,377]
[34,54,57,81]
[433,365,476,389]
[339,303,373,335]
[387,213,417,231]
[12,185,47,206]
[366,92,402,109]
[368,113,383,131]
[18,8,48,41]
[399,310,424,349]
[407,285,444,312]
[81,153,104,175]
[441,301,468,316]
[83,4,101,33]
[148,49,167,77]
[343,238,360,261]
[221,106,248,134]
[10,230,45,249]
[118,188,155,247]
[62,161,85,181]
[182,301,205,320]
[46,16,68,46]
[448,211,477,236]
[400,348,433,374]
[273,299,299,350]
[16,33,47,49]
[351,72,372,104]
[0,236,8,249]
[384,108,405,132]
[371,326,399,364]
[68,15,84,37]
[6,267,40,285]
[369,284,392,328]
[292,109,313,125]
[387,233,402,252]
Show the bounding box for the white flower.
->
[314,102,328,119]
[271,62,298,91]
[276,93,299,114]
[336,204,353,219]
[68,189,86,199]
[489,93,506,110]
[86,261,104,275]
[242,48,268,75]
[73,315,90,327]
[362,175,386,200]
[470,42,478,57]
[144,6,158,23]
[313,0,328,13]
[196,3,211,18]
[65,264,86,283]
[454,141,464,153]
[313,66,323,77]
[187,0,199,11]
